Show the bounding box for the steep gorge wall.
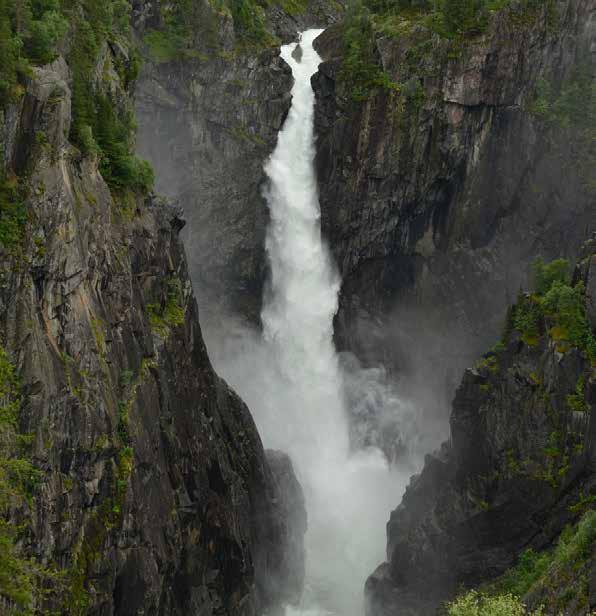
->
[134,0,343,327]
[313,0,595,408]
[0,4,305,613]
[366,243,596,615]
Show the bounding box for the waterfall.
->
[262,30,348,466]
[259,30,405,615]
[208,30,413,616]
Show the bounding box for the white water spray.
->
[209,30,414,615]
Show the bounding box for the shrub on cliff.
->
[0,172,27,252]
[341,0,398,99]
[95,94,155,193]
[511,258,595,364]
[23,6,68,65]
[448,512,596,614]
[541,280,596,360]
[0,0,155,200]
[532,258,570,294]
[470,510,596,613]
[447,591,543,615]
[0,345,56,611]
[0,0,25,104]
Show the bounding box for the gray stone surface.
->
[0,25,304,615]
[364,249,596,615]
[312,0,596,433]
[134,0,344,327]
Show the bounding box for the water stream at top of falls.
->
[209,29,413,616]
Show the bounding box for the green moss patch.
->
[147,278,187,338]
[448,510,596,615]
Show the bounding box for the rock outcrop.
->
[0,13,304,615]
[365,245,596,615]
[313,0,595,410]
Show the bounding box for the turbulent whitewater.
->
[211,30,412,615]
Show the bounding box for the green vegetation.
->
[0,171,27,252]
[143,29,197,63]
[489,510,596,608]
[142,0,213,63]
[94,95,154,192]
[567,376,589,414]
[0,345,55,612]
[475,353,499,373]
[441,0,488,37]
[65,1,154,194]
[117,400,131,445]
[339,0,559,101]
[529,64,595,130]
[67,354,157,612]
[447,591,542,616]
[532,258,569,295]
[143,0,283,57]
[147,278,187,337]
[279,0,310,15]
[512,294,542,346]
[340,0,398,100]
[229,0,272,44]
[67,450,133,613]
[119,370,134,387]
[479,257,593,492]
[448,510,596,615]
[0,0,68,105]
[117,357,155,445]
[1,0,154,200]
[569,491,596,515]
[528,64,595,190]
[143,0,216,63]
[511,258,596,364]
[541,279,596,361]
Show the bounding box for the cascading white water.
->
[208,29,414,616]
[259,30,406,615]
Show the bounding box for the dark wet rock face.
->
[365,247,596,615]
[266,450,308,608]
[135,0,343,328]
[313,0,595,411]
[0,23,305,616]
[136,46,291,325]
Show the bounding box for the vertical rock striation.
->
[134,0,343,327]
[313,0,595,401]
[0,16,305,615]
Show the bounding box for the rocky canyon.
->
[0,0,594,614]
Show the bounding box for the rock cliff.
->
[313,0,595,416]
[0,3,305,613]
[365,245,596,615]
[134,0,343,326]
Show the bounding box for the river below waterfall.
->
[211,30,414,616]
